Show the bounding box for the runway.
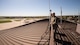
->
[0,19,80,45]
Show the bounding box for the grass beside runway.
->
[0,19,12,23]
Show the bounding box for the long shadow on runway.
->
[55,39,72,45]
[54,31,72,45]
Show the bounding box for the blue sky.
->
[0,0,80,16]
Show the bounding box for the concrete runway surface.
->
[0,19,48,45]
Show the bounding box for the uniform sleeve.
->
[50,17,56,24]
[53,17,56,24]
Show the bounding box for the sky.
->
[0,0,80,16]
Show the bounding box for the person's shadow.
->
[54,31,73,45]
